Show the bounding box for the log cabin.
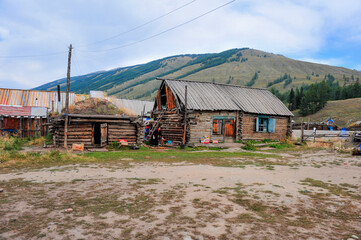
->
[152,78,293,145]
[50,114,143,148]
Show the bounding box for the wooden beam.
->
[28,117,31,138]
[182,85,188,145]
[64,115,68,149]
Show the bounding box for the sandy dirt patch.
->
[0,149,360,239]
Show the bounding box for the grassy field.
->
[293,97,361,127]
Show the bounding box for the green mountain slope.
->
[293,98,361,127]
[35,48,361,100]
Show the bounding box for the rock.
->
[184,236,193,240]
[351,235,359,240]
[0,188,4,193]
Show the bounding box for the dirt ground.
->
[0,149,360,240]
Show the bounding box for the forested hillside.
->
[35,48,361,101]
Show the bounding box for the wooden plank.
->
[71,119,131,123]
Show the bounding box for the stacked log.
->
[154,111,184,144]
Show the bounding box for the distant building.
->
[0,88,153,137]
[0,88,86,136]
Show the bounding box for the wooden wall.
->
[153,110,184,144]
[54,123,93,148]
[52,117,142,148]
[241,113,291,140]
[0,117,47,137]
[188,111,237,143]
[108,122,139,144]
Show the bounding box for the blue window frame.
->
[256,116,276,133]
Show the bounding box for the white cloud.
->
[0,0,361,89]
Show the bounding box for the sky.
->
[0,0,361,89]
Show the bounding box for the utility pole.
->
[64,44,72,149]
[65,44,72,114]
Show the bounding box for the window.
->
[256,116,276,133]
[213,119,223,135]
[257,117,268,132]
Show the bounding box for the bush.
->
[2,137,23,151]
[44,134,53,145]
[269,140,294,149]
[242,141,257,151]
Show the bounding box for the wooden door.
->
[100,123,108,147]
[224,119,235,138]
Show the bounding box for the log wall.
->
[108,123,139,144]
[241,113,290,140]
[188,111,237,143]
[54,123,93,148]
[52,117,142,148]
[153,110,184,144]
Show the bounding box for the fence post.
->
[301,120,304,142]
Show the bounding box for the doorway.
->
[212,116,235,142]
[93,123,101,145]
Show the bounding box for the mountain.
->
[34,48,361,100]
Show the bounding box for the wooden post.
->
[51,100,54,113]
[64,115,68,149]
[235,111,239,141]
[65,44,72,114]
[46,117,49,136]
[301,120,304,142]
[40,117,43,136]
[28,117,32,137]
[57,85,61,113]
[19,117,23,138]
[141,104,145,120]
[307,117,310,130]
[182,86,188,146]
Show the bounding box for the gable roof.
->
[159,78,293,116]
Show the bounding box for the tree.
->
[288,88,296,111]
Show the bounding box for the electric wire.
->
[83,0,197,47]
[77,0,236,53]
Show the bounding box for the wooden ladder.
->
[147,109,165,140]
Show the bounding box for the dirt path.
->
[0,150,360,239]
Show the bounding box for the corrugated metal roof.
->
[163,79,293,116]
[109,98,154,116]
[0,88,89,112]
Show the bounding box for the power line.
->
[83,0,197,47]
[77,0,236,53]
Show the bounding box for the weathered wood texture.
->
[51,117,143,148]
[241,113,290,140]
[188,111,237,143]
[153,110,185,144]
[0,117,47,137]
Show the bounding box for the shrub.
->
[242,141,257,151]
